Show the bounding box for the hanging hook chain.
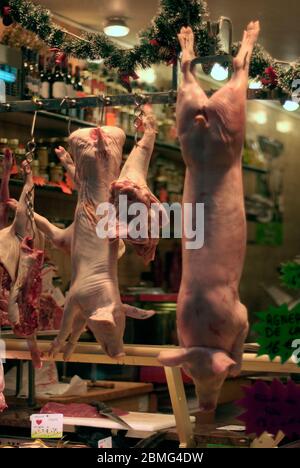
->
[25,185,35,240]
[134,94,147,145]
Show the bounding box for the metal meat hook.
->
[60,97,77,135]
[25,110,38,164]
[97,95,111,126]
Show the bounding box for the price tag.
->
[30,414,63,439]
[98,437,112,448]
[253,304,300,363]
[237,379,300,438]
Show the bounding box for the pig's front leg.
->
[110,111,167,264]
[55,147,77,187]
[34,216,74,255]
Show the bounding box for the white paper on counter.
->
[4,362,87,398]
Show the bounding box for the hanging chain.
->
[25,185,35,240]
[134,94,147,145]
[24,109,38,239]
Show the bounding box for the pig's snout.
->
[158,346,235,412]
[194,373,228,413]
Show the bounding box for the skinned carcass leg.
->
[159,23,259,411]
[110,110,168,264]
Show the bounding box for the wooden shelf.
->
[8,177,75,196]
[0,110,268,174]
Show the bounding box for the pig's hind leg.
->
[231,21,260,89]
[178,27,207,97]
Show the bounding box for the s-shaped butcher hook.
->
[97,94,111,126]
[25,110,38,164]
[60,97,77,135]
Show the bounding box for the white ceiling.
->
[39,0,300,61]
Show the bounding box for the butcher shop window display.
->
[158,21,260,412]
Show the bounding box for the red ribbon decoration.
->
[120,71,140,92]
[149,39,160,47]
[2,5,11,15]
[50,48,66,65]
[261,66,278,87]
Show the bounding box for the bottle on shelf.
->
[24,49,34,98]
[31,53,41,98]
[14,146,26,179]
[74,66,84,95]
[39,55,51,99]
[74,66,85,120]
[52,63,66,99]
[65,62,75,97]
[32,159,40,177]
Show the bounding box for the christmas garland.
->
[1,0,300,95]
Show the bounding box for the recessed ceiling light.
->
[104,17,130,38]
[283,100,299,112]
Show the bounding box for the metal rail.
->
[0,88,289,114]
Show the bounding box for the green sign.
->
[256,222,283,246]
[253,304,300,363]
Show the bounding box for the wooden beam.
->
[4,339,300,373]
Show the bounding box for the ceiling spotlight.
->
[283,100,299,112]
[210,63,229,81]
[104,17,130,38]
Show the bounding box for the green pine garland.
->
[4,0,300,95]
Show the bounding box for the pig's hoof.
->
[178,26,196,64]
[245,20,260,45]
[87,306,125,359]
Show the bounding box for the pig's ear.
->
[158,348,192,367]
[90,128,101,141]
[123,304,156,320]
[90,127,108,154]
[210,351,235,375]
[158,347,235,376]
